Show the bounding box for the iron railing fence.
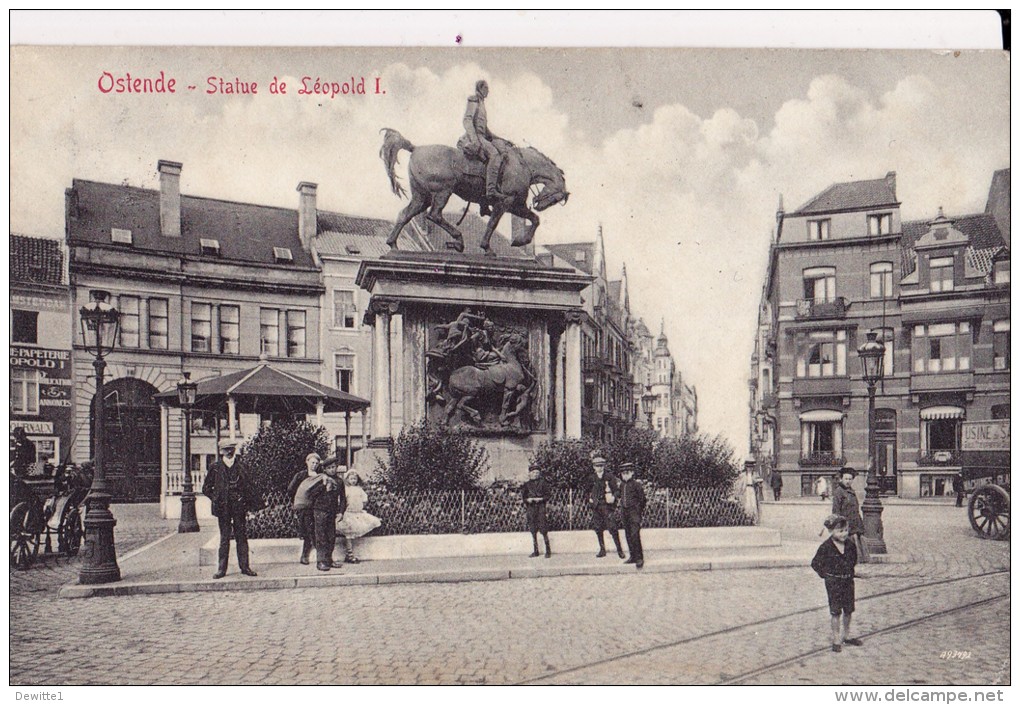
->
[247,483,754,539]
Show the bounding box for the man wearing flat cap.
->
[203,437,264,579]
[588,454,625,559]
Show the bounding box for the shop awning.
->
[799,409,844,422]
[920,405,965,420]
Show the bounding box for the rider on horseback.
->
[463,80,505,214]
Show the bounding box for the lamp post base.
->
[78,493,121,584]
[862,474,888,555]
[178,492,200,533]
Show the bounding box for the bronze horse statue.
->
[380,128,569,253]
[443,333,535,428]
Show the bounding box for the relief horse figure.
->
[380,128,569,254]
[443,332,535,428]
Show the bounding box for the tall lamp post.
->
[857,330,888,554]
[177,372,200,533]
[78,291,121,584]
[641,385,656,432]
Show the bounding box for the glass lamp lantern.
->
[79,291,121,358]
[857,330,886,387]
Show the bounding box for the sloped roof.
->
[155,363,370,414]
[608,280,622,307]
[544,242,595,274]
[67,180,316,267]
[10,234,64,285]
[793,174,898,215]
[901,213,1008,276]
[315,212,414,259]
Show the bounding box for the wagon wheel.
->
[59,506,84,556]
[968,485,1010,541]
[10,501,40,569]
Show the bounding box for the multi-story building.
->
[750,169,1010,498]
[10,234,74,478]
[632,319,698,438]
[66,161,323,512]
[545,227,634,442]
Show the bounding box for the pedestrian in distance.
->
[337,470,381,563]
[815,475,829,501]
[202,437,264,579]
[770,471,783,502]
[306,461,347,571]
[288,452,326,565]
[831,467,870,564]
[953,473,966,508]
[521,462,552,558]
[618,462,646,569]
[589,454,625,559]
[811,514,862,652]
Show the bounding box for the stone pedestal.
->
[357,252,589,482]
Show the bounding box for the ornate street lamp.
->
[78,291,121,584]
[641,385,656,431]
[177,372,200,533]
[857,330,888,554]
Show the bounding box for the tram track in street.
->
[516,568,1009,685]
[720,592,1009,685]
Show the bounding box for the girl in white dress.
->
[336,470,381,563]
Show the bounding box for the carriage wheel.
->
[59,506,84,556]
[968,485,1010,541]
[10,502,40,569]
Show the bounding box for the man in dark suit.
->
[618,462,647,569]
[589,455,625,559]
[202,437,264,579]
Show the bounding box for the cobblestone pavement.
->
[10,503,1009,685]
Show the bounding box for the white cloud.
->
[9,48,1008,452]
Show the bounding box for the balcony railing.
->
[799,452,845,467]
[166,466,209,496]
[917,450,962,466]
[582,356,606,372]
[796,297,847,320]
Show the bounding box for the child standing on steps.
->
[811,514,863,652]
[337,470,381,563]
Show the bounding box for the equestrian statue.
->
[380,80,569,254]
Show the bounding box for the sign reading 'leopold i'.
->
[961,420,1010,452]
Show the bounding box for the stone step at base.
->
[200,526,781,566]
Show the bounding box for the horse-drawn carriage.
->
[966,469,1010,541]
[961,420,1010,541]
[9,463,91,569]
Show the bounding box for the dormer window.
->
[111,228,133,245]
[807,219,831,241]
[868,213,893,236]
[929,256,954,292]
[345,244,361,255]
[575,250,587,263]
[200,238,221,256]
[273,247,293,263]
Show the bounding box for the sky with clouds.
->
[9,41,1009,452]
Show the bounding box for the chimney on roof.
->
[158,160,183,238]
[885,171,897,198]
[297,182,318,252]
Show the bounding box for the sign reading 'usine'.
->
[961,420,1010,452]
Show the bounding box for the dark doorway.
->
[91,378,161,502]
